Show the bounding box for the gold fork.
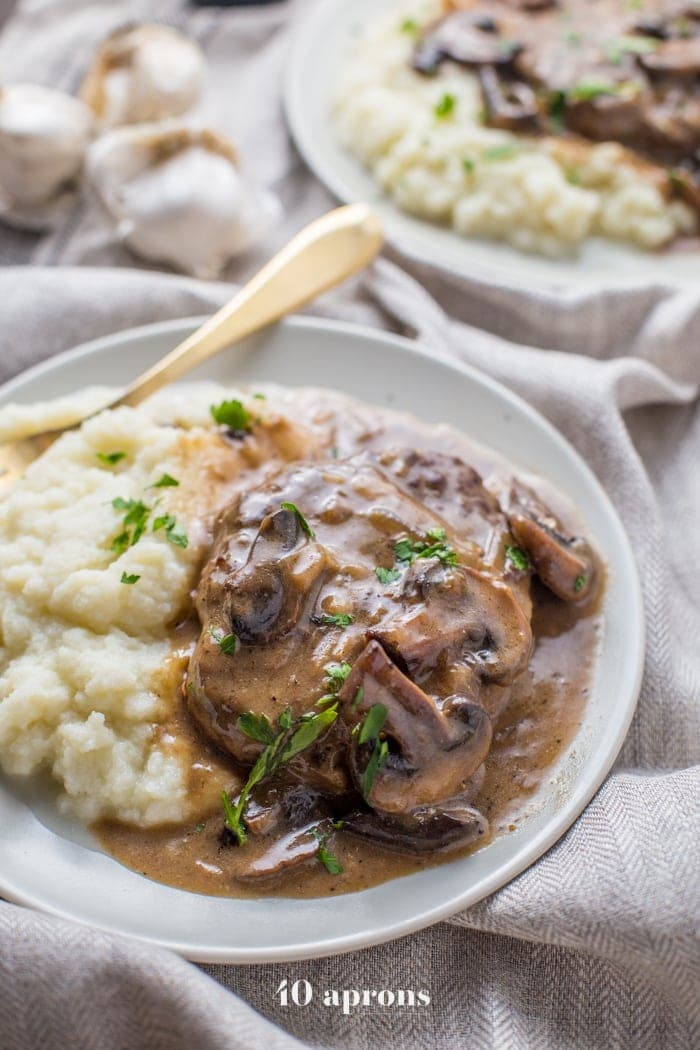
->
[0,203,383,497]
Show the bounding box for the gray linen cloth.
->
[1,1,699,1048]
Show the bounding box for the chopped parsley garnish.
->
[152,512,188,548]
[324,661,352,691]
[150,473,179,488]
[400,17,418,34]
[357,703,390,797]
[315,661,352,711]
[394,527,458,567]
[111,498,151,554]
[605,34,658,63]
[574,573,587,594]
[434,92,456,119]
[193,823,206,834]
[568,79,629,102]
[209,627,238,655]
[237,711,276,745]
[120,572,140,585]
[505,545,532,573]
[548,89,567,130]
[375,566,401,585]
[96,450,126,466]
[317,842,343,875]
[314,612,354,629]
[482,144,519,163]
[210,398,252,432]
[564,29,581,45]
[350,686,364,712]
[281,501,315,539]
[223,706,339,845]
[312,823,344,875]
[358,703,388,745]
[252,392,266,400]
[463,157,475,173]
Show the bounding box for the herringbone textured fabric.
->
[0,1,698,1047]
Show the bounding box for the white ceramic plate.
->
[284,0,700,290]
[0,317,644,962]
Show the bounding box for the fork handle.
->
[113,204,383,409]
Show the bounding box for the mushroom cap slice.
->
[343,801,489,854]
[340,640,493,813]
[413,10,522,74]
[504,480,597,601]
[233,824,321,882]
[372,558,533,686]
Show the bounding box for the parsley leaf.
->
[150,473,179,489]
[394,528,457,568]
[280,501,315,539]
[358,703,388,746]
[324,662,352,692]
[434,92,456,119]
[96,451,126,465]
[350,685,364,712]
[221,706,339,845]
[314,612,354,628]
[152,512,188,549]
[375,566,401,585]
[214,631,237,655]
[363,739,389,797]
[237,711,277,745]
[120,572,140,585]
[574,573,587,594]
[357,703,389,797]
[111,498,150,552]
[210,399,251,431]
[505,545,532,572]
[317,843,344,875]
[482,144,519,163]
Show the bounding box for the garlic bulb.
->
[0,84,93,228]
[80,25,205,127]
[87,122,280,278]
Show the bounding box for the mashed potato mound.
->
[333,1,696,257]
[0,385,257,826]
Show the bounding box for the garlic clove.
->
[80,25,205,127]
[87,122,281,278]
[0,84,93,229]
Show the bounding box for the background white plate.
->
[0,317,644,963]
[284,0,700,290]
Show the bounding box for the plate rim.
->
[283,0,700,291]
[0,315,645,963]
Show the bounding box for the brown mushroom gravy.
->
[95,387,603,898]
[412,0,700,219]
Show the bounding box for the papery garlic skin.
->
[87,123,281,278]
[0,84,92,216]
[81,25,205,127]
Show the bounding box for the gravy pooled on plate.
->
[97,387,603,897]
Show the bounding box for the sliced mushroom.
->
[505,482,596,602]
[343,800,488,854]
[227,507,330,645]
[234,824,321,882]
[479,65,541,130]
[371,558,532,685]
[243,784,332,838]
[339,640,493,813]
[413,12,521,76]
[639,37,700,77]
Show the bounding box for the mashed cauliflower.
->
[333,1,696,256]
[0,384,266,826]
